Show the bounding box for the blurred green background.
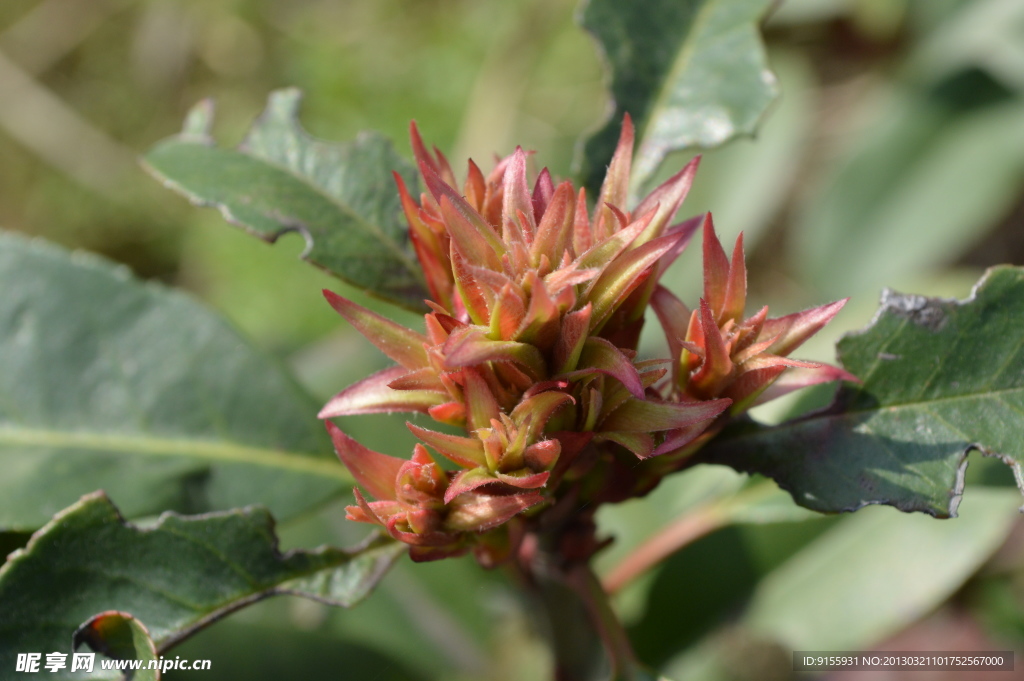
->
[2,0,1024,679]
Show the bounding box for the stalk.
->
[514,512,654,681]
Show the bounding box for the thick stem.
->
[565,563,641,679]
[516,527,649,681]
[529,560,610,681]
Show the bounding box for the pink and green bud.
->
[652,217,857,429]
[319,117,853,562]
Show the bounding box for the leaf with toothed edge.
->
[0,492,406,680]
[699,266,1024,518]
[577,0,779,194]
[144,88,428,310]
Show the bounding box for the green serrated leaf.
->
[577,0,778,193]
[0,492,406,680]
[0,232,350,531]
[700,266,1024,517]
[144,89,428,310]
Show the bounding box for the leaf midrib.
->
[640,0,717,142]
[0,426,351,482]
[726,384,1024,448]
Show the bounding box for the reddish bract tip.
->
[326,421,402,502]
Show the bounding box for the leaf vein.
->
[0,426,350,481]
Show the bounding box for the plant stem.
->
[565,563,643,679]
[518,534,648,681]
[528,561,610,681]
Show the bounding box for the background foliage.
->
[1,0,1024,679]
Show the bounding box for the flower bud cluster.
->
[320,117,849,562]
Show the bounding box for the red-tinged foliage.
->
[660,218,854,419]
[320,118,851,563]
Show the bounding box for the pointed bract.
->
[503,147,536,240]
[701,216,731,318]
[443,327,546,378]
[600,396,731,433]
[762,299,849,356]
[445,491,545,533]
[650,285,690,385]
[750,364,859,407]
[323,290,429,370]
[462,368,502,432]
[586,230,687,331]
[594,114,634,239]
[689,299,735,395]
[326,421,403,501]
[554,304,592,373]
[321,117,855,564]
[722,233,747,323]
[530,182,575,268]
[495,469,550,490]
[597,431,655,459]
[440,195,503,271]
[560,337,645,399]
[532,167,555,222]
[633,155,700,246]
[408,423,487,468]
[445,468,500,504]
[319,366,446,417]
